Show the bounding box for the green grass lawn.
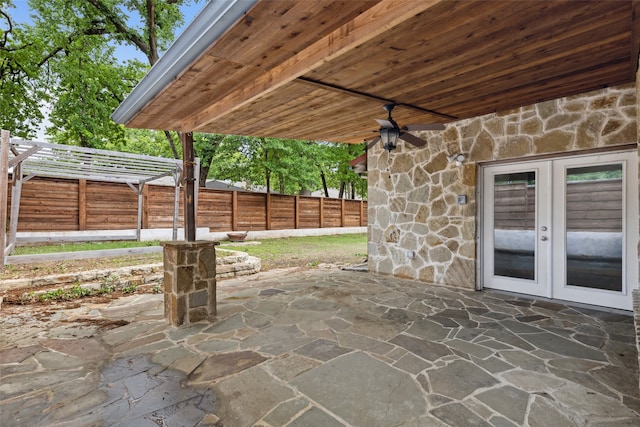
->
[5,233,368,279]
[12,240,162,255]
[218,233,367,269]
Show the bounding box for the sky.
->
[9,0,202,63]
[7,0,202,140]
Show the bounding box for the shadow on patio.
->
[1,268,638,426]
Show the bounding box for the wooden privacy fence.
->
[494,179,622,232]
[7,176,367,232]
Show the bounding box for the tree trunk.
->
[199,163,209,187]
[320,169,329,197]
[163,130,180,159]
[338,182,345,199]
[265,149,271,193]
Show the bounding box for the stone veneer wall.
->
[368,83,638,289]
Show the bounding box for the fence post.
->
[78,179,87,230]
[341,199,346,227]
[142,185,149,229]
[232,190,238,231]
[319,198,324,228]
[266,192,271,230]
[295,195,300,229]
[360,200,365,226]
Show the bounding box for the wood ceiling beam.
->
[181,0,445,132]
[296,77,457,120]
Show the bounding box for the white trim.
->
[111,0,258,126]
[480,148,639,311]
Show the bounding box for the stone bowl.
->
[226,231,248,242]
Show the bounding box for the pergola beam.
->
[183,0,444,132]
[8,146,41,168]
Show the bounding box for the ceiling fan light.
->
[380,127,400,152]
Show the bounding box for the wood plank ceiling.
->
[122,0,640,144]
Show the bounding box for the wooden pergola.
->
[0,130,185,264]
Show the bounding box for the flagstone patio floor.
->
[1,267,638,426]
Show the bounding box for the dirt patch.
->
[63,318,130,330]
[2,284,159,306]
[0,284,160,321]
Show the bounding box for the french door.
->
[482,151,638,310]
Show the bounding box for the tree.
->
[193,133,246,187]
[45,42,145,148]
[1,1,367,200]
[0,1,46,138]
[323,142,367,199]
[104,127,178,158]
[206,136,367,199]
[3,0,193,152]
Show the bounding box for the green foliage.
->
[46,46,145,148]
[207,135,367,198]
[121,283,138,294]
[105,128,179,158]
[38,284,95,301]
[101,272,120,290]
[1,0,366,199]
[2,0,194,147]
[0,1,47,137]
[34,277,133,301]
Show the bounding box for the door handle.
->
[540,226,548,231]
[540,236,548,241]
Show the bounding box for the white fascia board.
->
[111,0,258,126]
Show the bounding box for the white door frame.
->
[481,160,551,297]
[550,152,638,310]
[480,150,638,310]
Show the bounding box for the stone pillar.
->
[162,240,218,326]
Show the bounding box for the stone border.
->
[0,264,164,292]
[1,250,260,293]
[215,249,261,278]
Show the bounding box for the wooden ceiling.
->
[123,0,640,144]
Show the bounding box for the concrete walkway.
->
[1,268,638,426]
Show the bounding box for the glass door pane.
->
[493,171,536,280]
[565,164,623,291]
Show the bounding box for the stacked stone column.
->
[162,241,218,326]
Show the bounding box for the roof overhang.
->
[113,0,640,144]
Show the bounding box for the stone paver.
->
[1,268,638,426]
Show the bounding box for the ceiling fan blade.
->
[399,132,426,147]
[375,119,394,128]
[403,123,446,131]
[365,136,381,150]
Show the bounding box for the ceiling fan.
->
[367,103,445,152]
